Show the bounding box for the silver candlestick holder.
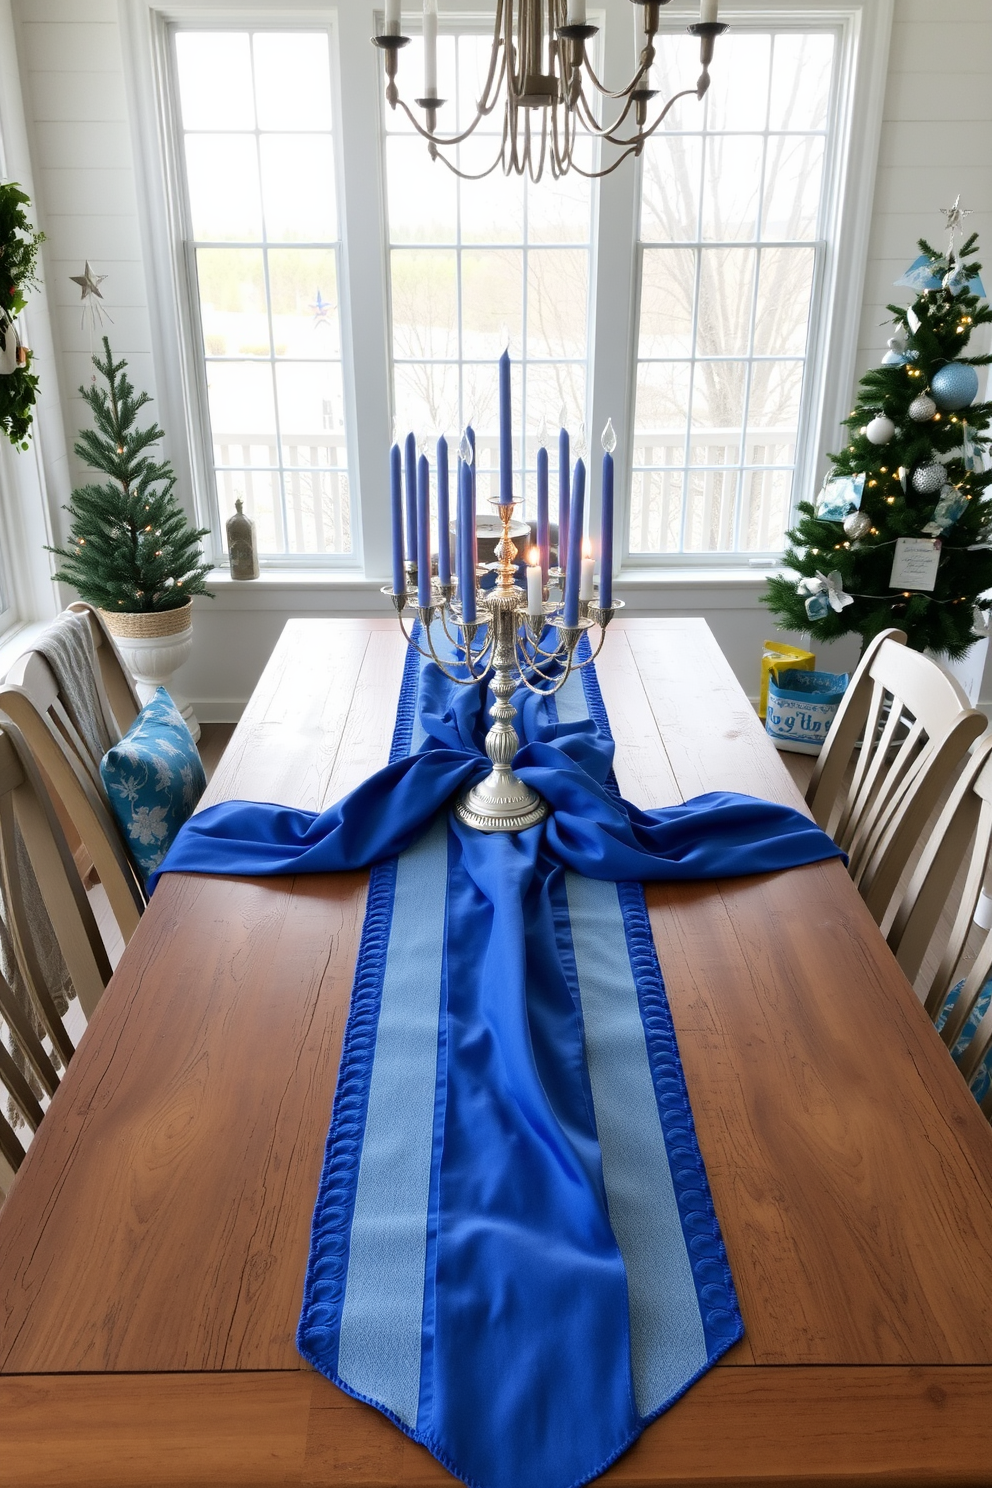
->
[384,497,623,833]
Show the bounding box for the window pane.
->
[761,135,824,240]
[705,33,770,131]
[639,248,695,358]
[754,247,814,355]
[387,137,457,243]
[458,146,526,243]
[701,137,762,240]
[185,136,261,241]
[392,249,458,359]
[527,250,587,360]
[769,33,834,131]
[269,249,340,358]
[394,363,460,441]
[640,136,701,242]
[463,249,522,357]
[260,136,337,241]
[526,159,591,244]
[208,362,277,464]
[176,27,351,558]
[632,25,838,555]
[196,249,267,357]
[175,33,254,130]
[253,34,332,130]
[697,248,755,355]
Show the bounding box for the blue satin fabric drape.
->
[150,657,841,891]
[151,638,843,1488]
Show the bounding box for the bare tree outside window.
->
[631,28,836,556]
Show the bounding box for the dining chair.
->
[886,732,992,1121]
[0,613,146,942]
[0,719,113,1197]
[806,629,987,925]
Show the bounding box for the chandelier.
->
[372,0,726,181]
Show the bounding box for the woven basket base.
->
[99,600,193,640]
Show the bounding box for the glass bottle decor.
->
[226,498,259,580]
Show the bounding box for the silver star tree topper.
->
[70,262,113,330]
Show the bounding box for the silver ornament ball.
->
[865,415,895,445]
[911,460,946,494]
[909,393,936,422]
[843,510,871,540]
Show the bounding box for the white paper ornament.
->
[865,415,895,445]
[912,460,946,494]
[909,394,937,422]
[907,307,921,333]
[843,510,871,540]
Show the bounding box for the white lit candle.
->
[566,0,586,23]
[526,548,543,616]
[579,539,594,601]
[424,0,438,96]
[384,0,401,35]
[700,0,719,22]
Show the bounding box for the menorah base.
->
[454,770,549,834]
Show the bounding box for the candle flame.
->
[601,418,617,454]
[582,538,592,558]
[527,546,540,565]
[458,430,474,465]
[500,323,510,353]
[537,414,549,449]
[558,402,567,430]
[575,421,587,458]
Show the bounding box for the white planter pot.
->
[99,602,200,741]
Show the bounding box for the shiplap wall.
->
[7,0,992,716]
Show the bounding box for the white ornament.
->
[909,394,937,422]
[843,510,871,540]
[796,569,854,613]
[865,415,895,445]
[912,460,946,494]
[907,307,921,333]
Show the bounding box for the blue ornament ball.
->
[931,361,980,411]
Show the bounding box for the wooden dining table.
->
[2,616,992,1487]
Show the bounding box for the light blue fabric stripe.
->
[554,664,588,724]
[336,813,448,1426]
[566,870,709,1416]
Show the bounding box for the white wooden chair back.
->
[806,629,986,923]
[886,734,992,1123]
[0,664,145,941]
[0,722,113,1196]
[67,602,141,740]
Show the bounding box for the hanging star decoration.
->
[70,262,112,330]
[941,194,973,249]
[311,289,332,330]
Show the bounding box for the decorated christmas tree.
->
[764,204,992,658]
[49,338,212,613]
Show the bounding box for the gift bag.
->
[765,669,849,755]
[759,641,814,720]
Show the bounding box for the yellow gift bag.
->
[759,641,814,720]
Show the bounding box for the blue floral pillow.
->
[100,687,206,882]
[936,977,992,1105]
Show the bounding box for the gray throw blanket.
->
[35,609,119,782]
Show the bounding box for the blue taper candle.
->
[600,451,614,610]
[390,442,405,595]
[436,433,451,586]
[563,457,585,627]
[458,450,476,623]
[404,431,417,564]
[558,425,570,574]
[467,424,478,569]
[498,350,512,505]
[417,454,431,608]
[537,444,549,585]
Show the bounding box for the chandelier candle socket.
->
[386,364,621,832]
[373,0,725,181]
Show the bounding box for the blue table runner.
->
[153,631,843,1488]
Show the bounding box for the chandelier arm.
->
[564,140,644,179]
[513,635,573,693]
[432,140,506,180]
[423,614,494,682]
[581,52,652,101]
[529,103,549,183]
[598,85,700,148]
[390,44,508,149]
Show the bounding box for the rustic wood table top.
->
[2,617,992,1488]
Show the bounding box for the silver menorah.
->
[386,493,622,833]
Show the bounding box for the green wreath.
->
[0,181,45,449]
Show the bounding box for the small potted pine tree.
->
[49,338,213,737]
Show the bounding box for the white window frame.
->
[121,0,891,581]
